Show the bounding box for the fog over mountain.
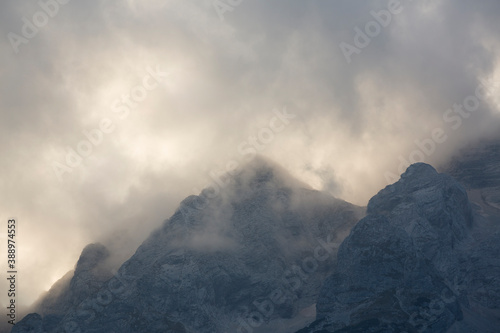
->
[1,0,500,330]
[14,157,365,332]
[12,142,500,332]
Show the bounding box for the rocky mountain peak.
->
[27,243,113,323]
[13,146,500,333]
[74,243,110,275]
[232,156,309,190]
[401,161,438,178]
[14,159,364,333]
[301,163,481,332]
[14,154,500,333]
[368,163,473,236]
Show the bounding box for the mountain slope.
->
[13,157,364,333]
[298,162,500,333]
[443,139,500,222]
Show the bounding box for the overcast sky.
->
[1,0,500,308]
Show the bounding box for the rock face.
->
[299,162,500,333]
[442,139,500,332]
[444,139,500,220]
[67,243,113,308]
[444,140,500,190]
[13,158,364,333]
[21,243,113,332]
[33,243,112,313]
[15,151,500,333]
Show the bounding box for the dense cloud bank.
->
[0,0,499,307]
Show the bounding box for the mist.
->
[1,0,500,309]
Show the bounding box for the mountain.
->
[16,243,114,333]
[32,243,113,315]
[13,157,364,333]
[13,144,500,333]
[298,159,500,332]
[443,139,500,222]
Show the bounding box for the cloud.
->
[1,0,500,307]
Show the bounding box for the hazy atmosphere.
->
[1,0,500,312]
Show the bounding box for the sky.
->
[1,0,500,309]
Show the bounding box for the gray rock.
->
[14,158,363,333]
[10,314,43,333]
[17,148,500,333]
[302,163,472,332]
[13,243,113,333]
[443,139,500,223]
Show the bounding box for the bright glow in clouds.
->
[484,67,500,112]
[1,0,500,309]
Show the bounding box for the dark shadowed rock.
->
[13,243,113,333]
[10,314,43,333]
[69,243,112,306]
